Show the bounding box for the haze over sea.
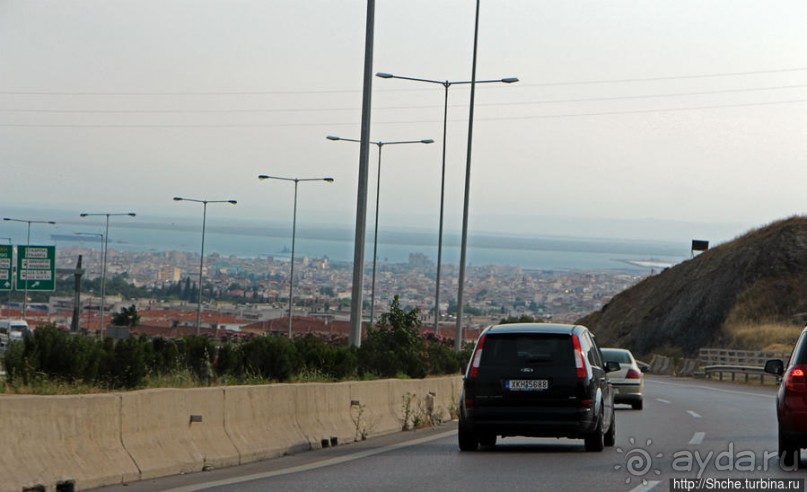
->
[10,213,694,272]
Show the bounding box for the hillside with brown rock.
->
[578,216,807,355]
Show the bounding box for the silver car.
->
[601,348,644,410]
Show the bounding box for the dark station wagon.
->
[458,323,619,452]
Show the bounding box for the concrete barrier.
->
[224,384,308,463]
[0,376,463,490]
[0,394,139,492]
[119,387,239,480]
[349,379,400,437]
[293,382,356,449]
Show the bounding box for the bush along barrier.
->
[3,303,472,390]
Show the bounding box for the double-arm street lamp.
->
[258,174,334,338]
[173,197,237,335]
[2,217,56,319]
[79,212,136,337]
[327,135,433,325]
[375,72,517,335]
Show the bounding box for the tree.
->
[360,296,426,378]
[112,304,141,327]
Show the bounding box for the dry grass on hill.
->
[721,322,802,352]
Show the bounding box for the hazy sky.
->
[2,0,806,244]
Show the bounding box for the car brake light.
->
[571,334,587,379]
[785,366,807,393]
[468,334,487,379]
[625,368,642,379]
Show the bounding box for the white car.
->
[601,348,644,410]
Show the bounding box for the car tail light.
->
[784,366,807,393]
[571,334,587,379]
[467,334,487,379]
[626,368,642,379]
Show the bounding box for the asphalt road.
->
[96,376,802,492]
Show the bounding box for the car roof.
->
[601,348,632,354]
[484,323,584,335]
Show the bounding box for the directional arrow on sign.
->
[30,281,40,288]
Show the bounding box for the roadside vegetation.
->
[1,296,472,395]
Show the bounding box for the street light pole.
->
[374,74,517,335]
[75,232,103,330]
[173,197,237,335]
[258,174,333,338]
[3,217,56,320]
[327,135,433,326]
[80,212,135,337]
[457,0,482,351]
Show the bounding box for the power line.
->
[2,67,807,96]
[515,67,807,87]
[1,98,806,128]
[1,83,806,114]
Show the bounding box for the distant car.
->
[458,323,620,452]
[601,348,644,410]
[765,325,807,467]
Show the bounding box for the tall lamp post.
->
[327,135,433,325]
[80,212,135,337]
[2,218,56,320]
[456,0,483,351]
[75,232,102,330]
[173,197,237,335]
[375,72,517,335]
[258,174,334,338]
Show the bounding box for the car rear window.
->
[601,349,632,364]
[480,333,573,368]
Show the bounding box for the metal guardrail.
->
[702,364,779,384]
[699,348,789,367]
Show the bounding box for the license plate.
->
[506,379,548,391]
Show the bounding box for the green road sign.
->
[17,245,56,291]
[0,245,11,291]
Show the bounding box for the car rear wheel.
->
[779,431,800,469]
[458,424,479,452]
[632,400,643,410]
[584,417,605,452]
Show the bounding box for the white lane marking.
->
[655,398,671,404]
[650,378,774,399]
[687,410,702,419]
[164,430,456,492]
[630,480,661,492]
[689,432,706,445]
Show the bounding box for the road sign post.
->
[17,245,56,292]
[0,245,11,291]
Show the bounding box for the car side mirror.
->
[764,359,785,376]
[605,361,621,373]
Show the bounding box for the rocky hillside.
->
[578,216,807,356]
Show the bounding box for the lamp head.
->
[173,197,183,201]
[258,175,269,180]
[227,200,237,205]
[48,221,56,225]
[375,72,394,79]
[326,135,340,141]
[80,213,88,217]
[501,77,519,84]
[128,213,136,217]
[422,139,435,144]
[324,177,335,183]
